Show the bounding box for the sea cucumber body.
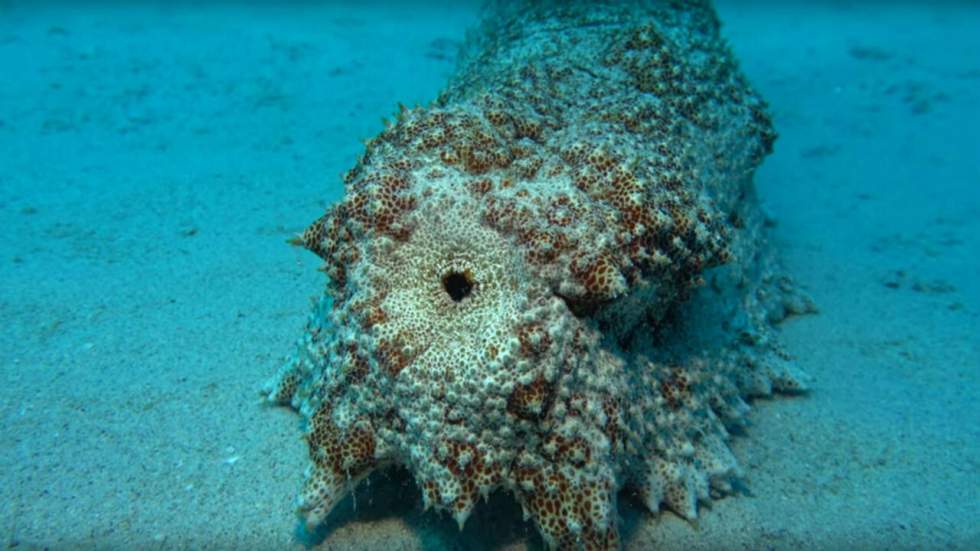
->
[265,2,812,549]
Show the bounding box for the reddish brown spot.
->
[507,376,554,421]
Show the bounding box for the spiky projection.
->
[264,1,814,549]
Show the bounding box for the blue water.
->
[1,2,977,549]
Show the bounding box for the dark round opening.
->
[442,271,474,302]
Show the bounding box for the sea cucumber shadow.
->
[297,468,542,550]
[297,469,662,549]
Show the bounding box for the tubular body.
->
[265,2,812,549]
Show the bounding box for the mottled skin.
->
[265,1,813,549]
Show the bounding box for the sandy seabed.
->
[1,1,977,549]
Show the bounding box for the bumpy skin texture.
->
[265,1,814,549]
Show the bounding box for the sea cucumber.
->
[264,1,814,549]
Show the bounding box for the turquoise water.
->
[1,2,977,549]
